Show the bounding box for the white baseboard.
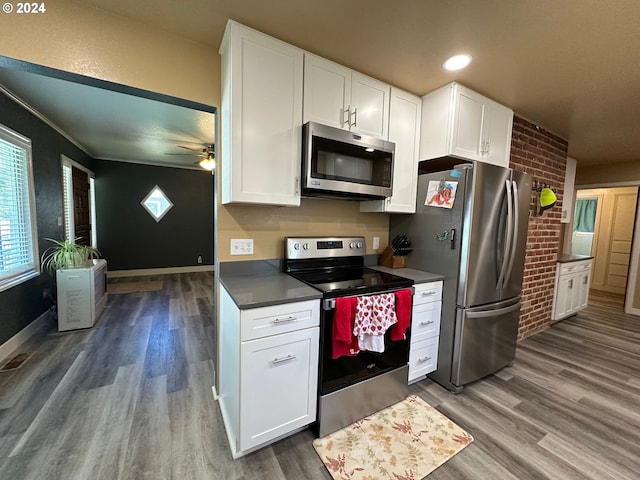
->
[0,310,52,364]
[107,265,214,278]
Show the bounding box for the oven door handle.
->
[322,286,414,311]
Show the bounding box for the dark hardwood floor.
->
[1,273,638,479]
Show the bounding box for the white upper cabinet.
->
[303,54,351,130]
[360,88,421,213]
[350,72,390,139]
[420,82,513,168]
[304,53,390,139]
[219,20,303,206]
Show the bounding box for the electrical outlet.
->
[373,236,380,250]
[230,239,254,255]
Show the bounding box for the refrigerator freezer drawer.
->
[451,300,521,386]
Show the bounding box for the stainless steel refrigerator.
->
[391,161,532,392]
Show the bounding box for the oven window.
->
[319,308,409,395]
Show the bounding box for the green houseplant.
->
[41,238,100,273]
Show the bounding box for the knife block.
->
[378,245,406,269]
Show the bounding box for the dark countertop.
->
[219,260,322,309]
[557,254,594,263]
[368,265,444,284]
[219,260,443,310]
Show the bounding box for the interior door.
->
[71,166,91,245]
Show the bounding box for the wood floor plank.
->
[121,375,171,480]
[1,272,639,479]
[75,363,144,480]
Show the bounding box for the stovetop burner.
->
[289,266,412,297]
[284,236,413,297]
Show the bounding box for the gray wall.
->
[0,92,95,345]
[0,91,214,348]
[94,160,214,271]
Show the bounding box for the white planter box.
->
[56,259,108,331]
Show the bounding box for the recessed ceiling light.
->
[443,54,472,71]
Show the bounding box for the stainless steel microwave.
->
[302,122,395,200]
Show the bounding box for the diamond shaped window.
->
[141,185,173,222]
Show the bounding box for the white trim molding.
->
[0,310,53,364]
[107,265,214,278]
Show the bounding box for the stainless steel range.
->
[284,236,413,437]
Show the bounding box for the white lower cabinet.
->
[552,260,592,321]
[408,281,442,384]
[408,336,439,381]
[219,285,319,458]
[240,328,319,451]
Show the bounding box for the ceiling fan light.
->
[443,54,472,71]
[199,157,216,171]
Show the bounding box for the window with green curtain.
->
[574,198,597,233]
[0,123,39,292]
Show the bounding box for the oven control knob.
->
[302,243,309,250]
[350,242,362,249]
[293,242,300,250]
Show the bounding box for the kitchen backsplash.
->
[218,197,389,261]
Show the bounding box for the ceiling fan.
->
[165,144,216,171]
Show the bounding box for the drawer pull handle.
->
[272,316,296,324]
[418,356,431,363]
[272,354,296,364]
[420,321,434,326]
[421,291,437,296]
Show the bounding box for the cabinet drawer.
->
[408,336,439,382]
[413,281,442,305]
[241,299,319,341]
[558,260,591,276]
[411,301,441,341]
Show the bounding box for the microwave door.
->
[302,121,394,199]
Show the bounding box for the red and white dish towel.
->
[353,293,397,353]
[332,289,412,358]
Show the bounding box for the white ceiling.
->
[2,0,640,168]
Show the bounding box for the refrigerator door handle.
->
[465,301,521,319]
[497,180,514,290]
[504,180,520,288]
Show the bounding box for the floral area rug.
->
[312,395,473,480]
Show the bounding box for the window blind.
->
[0,124,38,290]
[62,162,74,241]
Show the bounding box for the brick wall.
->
[509,116,568,340]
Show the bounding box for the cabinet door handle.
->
[420,320,434,326]
[583,276,589,285]
[421,291,437,296]
[417,356,431,363]
[343,106,351,127]
[272,316,297,324]
[351,106,357,127]
[295,176,299,196]
[568,279,573,289]
[272,354,296,364]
